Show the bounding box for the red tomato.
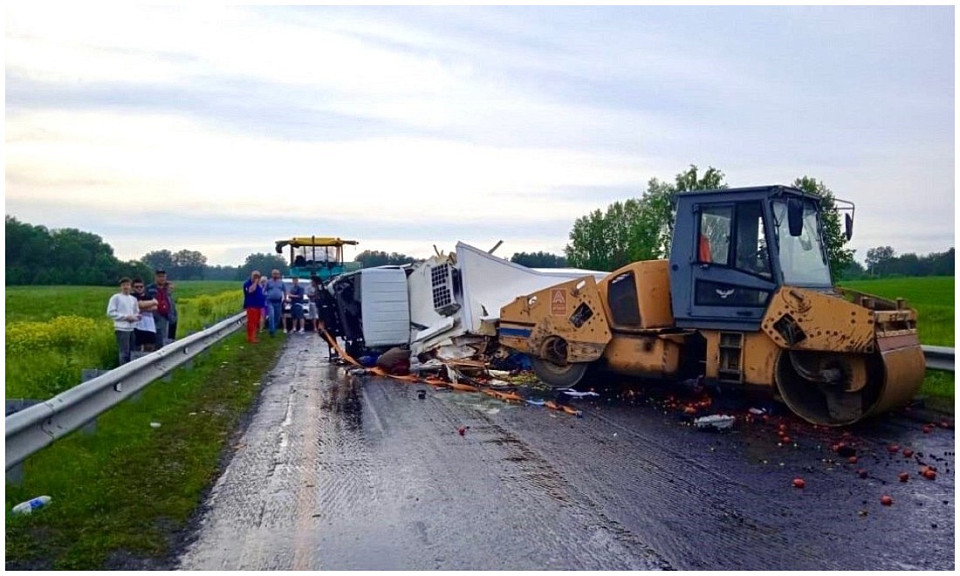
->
[792,478,805,489]
[880,495,893,506]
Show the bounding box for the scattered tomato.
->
[923,469,937,480]
[457,426,466,436]
[888,444,899,453]
[899,472,910,482]
[781,436,792,444]
[793,478,805,489]
[848,456,858,464]
[902,449,914,458]
[857,469,868,479]
[880,495,893,506]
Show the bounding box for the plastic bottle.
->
[11,495,52,515]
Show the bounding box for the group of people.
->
[106,269,178,365]
[243,269,339,350]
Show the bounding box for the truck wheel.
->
[531,357,591,389]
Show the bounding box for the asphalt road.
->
[178,338,955,570]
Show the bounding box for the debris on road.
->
[881,495,893,506]
[694,415,736,431]
[793,478,805,489]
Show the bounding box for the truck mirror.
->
[787,199,804,237]
[845,213,853,241]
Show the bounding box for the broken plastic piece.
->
[694,415,736,430]
[558,389,600,398]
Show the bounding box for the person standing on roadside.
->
[106,277,140,365]
[166,282,178,342]
[131,278,159,351]
[243,270,266,343]
[146,269,174,348]
[306,276,322,335]
[288,276,306,334]
[259,275,268,333]
[263,269,287,337]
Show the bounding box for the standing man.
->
[243,270,265,343]
[106,277,140,365]
[288,276,306,334]
[131,278,159,351]
[146,268,174,348]
[166,282,178,343]
[306,276,322,335]
[263,269,287,337]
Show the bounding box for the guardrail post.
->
[6,399,40,485]
[6,463,24,486]
[81,369,111,431]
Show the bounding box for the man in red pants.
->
[243,270,265,343]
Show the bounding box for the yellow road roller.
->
[499,185,925,426]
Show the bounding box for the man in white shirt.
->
[106,277,141,365]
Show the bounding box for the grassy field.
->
[839,276,954,347]
[5,281,238,323]
[5,282,242,400]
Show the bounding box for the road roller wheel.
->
[775,350,885,426]
[531,357,591,389]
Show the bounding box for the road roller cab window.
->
[697,206,732,265]
[607,271,641,326]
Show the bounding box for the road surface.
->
[178,339,955,570]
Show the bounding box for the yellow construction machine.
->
[499,185,925,426]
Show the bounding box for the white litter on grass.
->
[150,422,162,428]
[694,415,736,430]
[748,407,766,415]
[486,408,500,415]
[252,382,261,387]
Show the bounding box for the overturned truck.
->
[327,243,605,360]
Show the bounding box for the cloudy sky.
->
[5,5,955,266]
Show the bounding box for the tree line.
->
[6,179,952,286]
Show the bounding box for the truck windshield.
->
[772,199,831,286]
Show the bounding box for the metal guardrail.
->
[5,312,246,472]
[922,345,954,372]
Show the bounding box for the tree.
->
[141,250,174,273]
[565,165,727,270]
[354,250,418,268]
[243,253,288,275]
[792,176,855,282]
[865,246,895,276]
[171,249,208,280]
[510,251,568,268]
[5,216,131,285]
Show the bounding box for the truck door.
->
[685,201,777,330]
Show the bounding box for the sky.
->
[4,5,955,267]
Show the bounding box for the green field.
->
[6,282,242,400]
[5,281,239,323]
[838,276,954,347]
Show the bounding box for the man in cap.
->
[146,268,174,348]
